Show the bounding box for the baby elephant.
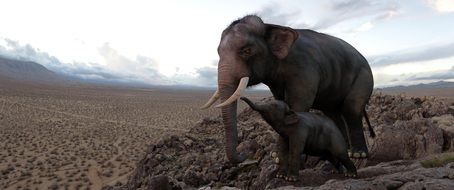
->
[240,97,357,181]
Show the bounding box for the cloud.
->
[0,38,219,87]
[312,0,400,30]
[256,0,399,33]
[97,43,169,84]
[426,0,454,13]
[347,4,399,33]
[0,39,158,84]
[257,2,310,29]
[409,66,454,81]
[0,38,63,71]
[194,66,217,86]
[195,66,217,81]
[368,40,454,67]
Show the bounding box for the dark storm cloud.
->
[368,41,454,67]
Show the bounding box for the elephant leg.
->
[269,86,285,101]
[326,155,343,174]
[338,153,357,177]
[286,137,304,182]
[342,69,373,159]
[323,111,350,146]
[276,137,288,179]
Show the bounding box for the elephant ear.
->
[265,24,299,59]
[284,110,300,125]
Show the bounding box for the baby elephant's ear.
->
[284,110,300,125]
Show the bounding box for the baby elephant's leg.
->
[286,138,304,182]
[326,156,344,174]
[276,137,288,179]
[338,154,357,177]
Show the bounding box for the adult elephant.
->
[201,15,374,164]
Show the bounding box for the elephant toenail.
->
[361,152,367,158]
[353,152,361,158]
[274,157,280,164]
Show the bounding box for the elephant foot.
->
[348,148,368,159]
[284,175,299,182]
[331,167,344,174]
[344,172,357,178]
[276,165,288,179]
[276,171,286,179]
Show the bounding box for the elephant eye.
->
[239,46,253,59]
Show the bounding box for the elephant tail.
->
[363,109,376,138]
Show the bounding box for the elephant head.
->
[240,97,300,127]
[201,15,299,163]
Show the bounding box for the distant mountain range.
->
[0,56,69,84]
[0,56,214,90]
[1,55,453,90]
[382,81,454,90]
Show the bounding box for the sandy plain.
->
[0,80,269,190]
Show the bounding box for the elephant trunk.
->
[220,85,246,163]
[240,97,263,112]
[215,57,249,163]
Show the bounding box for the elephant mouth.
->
[201,77,249,109]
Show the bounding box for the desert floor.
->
[1,81,452,189]
[0,81,270,190]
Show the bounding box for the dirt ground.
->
[1,80,452,189]
[0,80,269,190]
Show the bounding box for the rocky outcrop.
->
[366,94,454,163]
[276,160,454,190]
[118,93,454,190]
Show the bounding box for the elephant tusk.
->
[200,89,220,109]
[215,77,249,108]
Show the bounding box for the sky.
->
[0,0,454,87]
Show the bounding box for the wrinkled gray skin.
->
[212,15,373,163]
[241,97,357,181]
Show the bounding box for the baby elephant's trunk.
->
[240,97,262,112]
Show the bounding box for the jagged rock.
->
[311,164,453,190]
[431,115,454,151]
[147,175,171,190]
[369,119,444,161]
[448,106,454,115]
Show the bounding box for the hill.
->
[384,81,454,90]
[0,56,68,84]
